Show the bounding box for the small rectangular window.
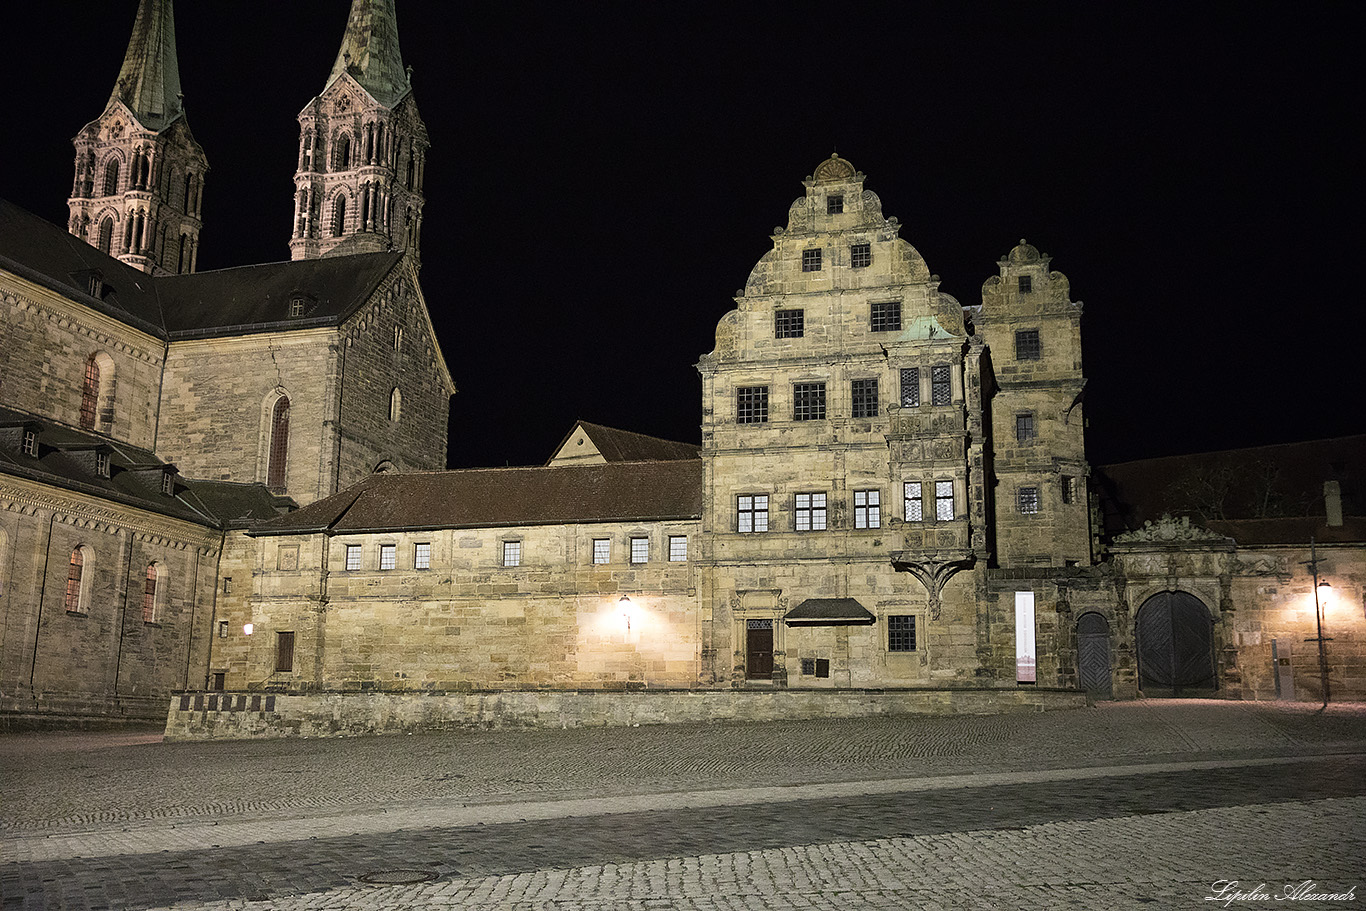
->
[904,482,923,522]
[793,382,826,421]
[935,480,955,521]
[738,494,769,533]
[218,620,229,639]
[870,301,902,332]
[414,542,431,570]
[801,657,815,675]
[802,248,822,272]
[1018,275,1032,293]
[827,194,843,214]
[503,540,522,567]
[22,431,38,457]
[794,492,827,531]
[1016,329,1042,361]
[851,379,879,418]
[161,472,175,496]
[345,544,362,571]
[814,658,830,678]
[276,631,295,673]
[854,490,881,529]
[888,615,917,651]
[593,538,611,564]
[736,386,769,424]
[379,543,397,570]
[669,536,688,562]
[1018,486,1040,514]
[1015,412,1036,442]
[96,451,111,477]
[775,309,804,339]
[850,242,871,268]
[1062,475,1078,505]
[899,368,920,407]
[212,672,226,691]
[931,365,952,405]
[630,537,649,564]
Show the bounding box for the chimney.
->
[1324,480,1343,527]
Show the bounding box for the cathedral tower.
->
[289,0,429,265]
[68,0,207,275]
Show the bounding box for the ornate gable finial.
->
[812,153,856,183]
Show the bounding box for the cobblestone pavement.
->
[2,701,1364,910]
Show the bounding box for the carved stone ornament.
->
[890,552,975,620]
[813,153,856,183]
[1112,514,1230,545]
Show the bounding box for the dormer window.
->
[827,194,844,215]
[96,451,111,478]
[289,296,307,318]
[22,430,38,457]
[161,471,175,496]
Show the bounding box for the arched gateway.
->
[1135,592,1216,695]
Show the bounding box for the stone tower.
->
[976,240,1090,566]
[289,0,429,265]
[68,0,207,275]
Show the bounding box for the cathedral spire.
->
[68,0,207,275]
[326,0,411,107]
[289,0,428,265]
[109,0,185,133]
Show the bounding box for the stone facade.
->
[67,0,206,275]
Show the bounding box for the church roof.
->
[0,407,292,529]
[0,198,403,338]
[109,0,186,132]
[251,461,704,536]
[326,0,411,107]
[0,199,166,335]
[157,251,403,336]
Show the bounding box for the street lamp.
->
[1303,538,1333,708]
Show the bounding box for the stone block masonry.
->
[164,686,1086,739]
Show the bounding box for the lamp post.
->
[1302,538,1333,708]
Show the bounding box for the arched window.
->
[389,387,402,423]
[332,196,347,236]
[337,133,351,170]
[103,159,120,196]
[98,218,114,254]
[268,395,290,491]
[183,173,194,214]
[142,563,161,623]
[80,355,100,429]
[65,546,91,613]
[80,352,116,431]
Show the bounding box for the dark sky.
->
[7,2,1361,469]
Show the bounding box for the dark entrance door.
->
[1076,612,1112,698]
[1136,591,1216,695]
[746,619,773,680]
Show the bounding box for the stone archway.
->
[1076,612,1112,698]
[1135,591,1216,696]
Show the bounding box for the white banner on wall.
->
[1015,591,1036,683]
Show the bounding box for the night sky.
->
[7,3,1361,470]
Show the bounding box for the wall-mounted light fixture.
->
[620,595,632,631]
[243,622,254,636]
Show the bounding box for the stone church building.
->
[2,1,1361,732]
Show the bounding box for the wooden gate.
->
[746,618,773,680]
[1136,591,1216,695]
[1076,612,1112,698]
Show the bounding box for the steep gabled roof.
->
[0,199,166,335]
[547,421,701,466]
[251,461,704,536]
[157,251,402,335]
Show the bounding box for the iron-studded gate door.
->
[1136,591,1216,695]
[746,619,774,680]
[1076,612,1113,698]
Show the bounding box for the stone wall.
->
[0,474,221,722]
[164,685,1088,740]
[1,273,164,449]
[213,519,702,692]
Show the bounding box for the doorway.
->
[746,618,773,680]
[1136,591,1216,695]
[1076,612,1112,698]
